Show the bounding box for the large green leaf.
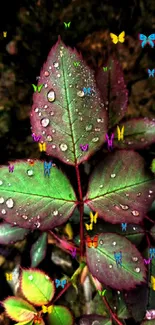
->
[47,305,74,325]
[113,118,155,149]
[3,297,36,322]
[86,233,146,290]
[0,222,29,244]
[30,233,47,267]
[30,37,108,166]
[85,151,155,224]
[0,160,77,230]
[20,269,55,306]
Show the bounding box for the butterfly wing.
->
[93,212,98,223]
[121,126,124,140]
[86,236,92,248]
[92,235,98,248]
[38,143,42,151]
[117,125,121,140]
[85,223,90,230]
[139,34,147,48]
[68,22,71,27]
[118,31,125,43]
[38,84,43,92]
[43,143,46,151]
[64,22,67,27]
[110,33,118,44]
[32,84,37,92]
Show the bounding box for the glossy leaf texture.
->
[20,269,55,306]
[47,305,74,325]
[0,160,77,230]
[30,37,108,166]
[78,315,112,325]
[85,151,155,224]
[113,118,155,149]
[86,233,146,290]
[2,297,36,322]
[30,233,47,267]
[95,56,128,129]
[0,223,29,244]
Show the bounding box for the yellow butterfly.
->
[117,125,124,141]
[5,273,12,281]
[110,31,125,44]
[151,276,155,290]
[38,142,46,152]
[85,223,93,231]
[42,305,53,314]
[90,211,98,224]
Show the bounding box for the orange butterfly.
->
[86,235,98,248]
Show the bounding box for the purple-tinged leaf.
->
[85,151,155,224]
[86,233,146,290]
[0,160,77,230]
[113,118,155,149]
[30,37,108,166]
[30,233,47,267]
[124,284,148,322]
[47,305,74,325]
[2,297,36,322]
[0,223,29,244]
[95,57,128,129]
[78,315,112,325]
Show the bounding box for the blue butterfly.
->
[139,34,155,48]
[44,161,52,177]
[121,223,127,231]
[148,69,155,77]
[83,87,92,95]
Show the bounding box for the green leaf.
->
[0,222,29,244]
[85,151,155,224]
[3,297,36,322]
[30,233,47,267]
[0,161,77,230]
[21,268,55,306]
[95,56,128,129]
[47,305,74,325]
[30,37,108,166]
[86,233,147,290]
[113,118,155,149]
[14,321,34,325]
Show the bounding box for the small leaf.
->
[86,233,147,290]
[0,161,77,230]
[30,37,108,166]
[95,56,128,129]
[47,305,74,325]
[0,223,29,244]
[3,297,36,322]
[21,268,55,306]
[30,233,47,267]
[113,118,155,149]
[85,151,155,224]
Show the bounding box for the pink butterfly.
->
[80,144,89,151]
[144,258,151,265]
[32,133,41,142]
[8,165,14,172]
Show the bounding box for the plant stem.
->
[75,164,84,258]
[102,296,124,325]
[48,230,80,255]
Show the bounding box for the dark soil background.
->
[0,0,155,324]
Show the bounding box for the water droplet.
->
[44,71,50,77]
[100,240,103,245]
[112,242,117,246]
[38,112,41,116]
[95,127,100,132]
[49,66,52,70]
[52,129,56,133]
[120,204,129,210]
[6,198,14,208]
[53,210,58,216]
[22,215,28,220]
[133,227,136,230]
[34,108,39,112]
[131,210,139,216]
[47,89,56,102]
[99,185,103,188]
[50,111,54,116]
[59,143,68,151]
[149,190,153,194]
[44,105,48,109]
[34,221,41,228]
[132,257,138,262]
[44,83,48,88]
[117,291,120,294]
[111,173,116,178]
[137,192,141,197]
[53,62,59,68]
[1,209,6,214]
[14,222,17,225]
[135,267,140,273]
[125,193,129,197]
[85,124,93,131]
[27,169,34,176]
[109,264,113,268]
[0,181,3,185]
[114,306,117,310]
[57,74,60,78]
[77,91,84,97]
[52,145,56,149]
[0,198,4,204]
[92,137,99,143]
[28,275,33,280]
[97,118,104,123]
[47,135,53,142]
[41,118,50,127]
[37,215,40,219]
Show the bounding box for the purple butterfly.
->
[70,248,76,258]
[144,258,151,265]
[8,165,14,172]
[105,133,114,151]
[80,144,89,151]
[32,133,41,142]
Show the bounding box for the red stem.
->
[145,215,155,224]
[102,296,124,325]
[75,164,84,258]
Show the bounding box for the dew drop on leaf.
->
[53,210,58,216]
[47,135,53,142]
[28,275,33,280]
[59,143,68,152]
[22,215,28,220]
[137,192,141,197]
[120,204,129,210]
[50,111,54,116]
[41,118,50,127]
[135,267,141,273]
[125,193,129,197]
[44,105,48,109]
[27,169,34,176]
[92,137,99,143]
[77,91,84,97]
[52,129,56,133]
[112,241,117,246]
[95,127,100,132]
[53,62,59,68]
[85,124,93,131]
[52,145,56,149]
[44,71,50,77]
[111,173,116,178]
[0,198,4,204]
[0,181,3,185]
[6,198,14,208]
[131,210,139,216]
[44,84,48,88]
[99,185,103,188]
[34,108,39,112]
[149,190,153,194]
[47,89,56,102]
[132,257,138,262]
[34,221,41,228]
[1,209,6,214]
[109,264,113,268]
[97,118,104,123]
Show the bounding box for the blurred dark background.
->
[0,0,155,324]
